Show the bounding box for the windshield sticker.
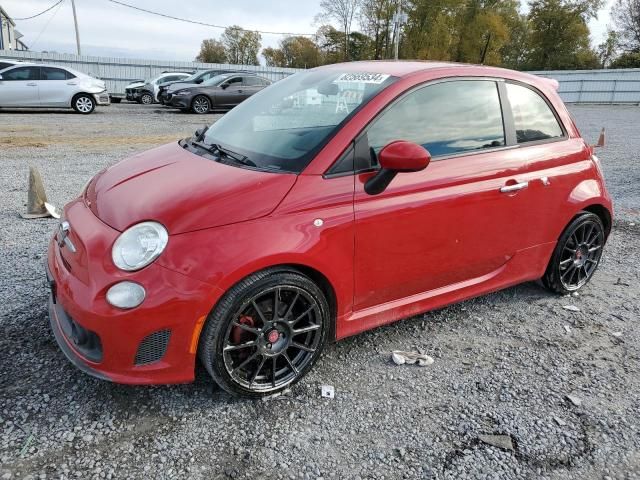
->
[334,73,390,84]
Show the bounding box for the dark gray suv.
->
[166,73,271,113]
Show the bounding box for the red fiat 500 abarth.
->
[47,61,612,397]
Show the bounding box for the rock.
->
[477,434,514,451]
[562,305,580,312]
[321,385,335,399]
[611,331,623,338]
[566,394,583,406]
[554,416,567,426]
[390,350,434,366]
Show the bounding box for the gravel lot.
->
[0,103,638,480]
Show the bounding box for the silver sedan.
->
[0,63,110,114]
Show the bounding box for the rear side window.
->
[367,80,505,158]
[506,83,563,143]
[41,67,68,81]
[2,66,40,81]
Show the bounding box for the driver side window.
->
[366,80,505,166]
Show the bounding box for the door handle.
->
[500,181,529,193]
[67,82,77,85]
[27,83,38,86]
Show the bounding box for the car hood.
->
[85,142,297,234]
[168,82,200,91]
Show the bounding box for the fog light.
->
[106,282,145,309]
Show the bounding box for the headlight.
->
[112,221,168,271]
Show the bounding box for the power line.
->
[104,0,316,37]
[13,0,65,20]
[30,0,65,49]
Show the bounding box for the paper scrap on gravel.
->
[391,350,434,366]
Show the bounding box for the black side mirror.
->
[195,79,203,84]
[220,83,229,89]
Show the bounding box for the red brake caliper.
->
[231,315,255,345]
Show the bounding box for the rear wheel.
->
[542,212,605,294]
[191,95,211,114]
[72,94,95,114]
[199,269,329,397]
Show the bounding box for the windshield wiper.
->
[188,139,257,168]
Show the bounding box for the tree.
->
[315,25,347,64]
[196,39,227,63]
[597,30,620,67]
[611,0,640,51]
[221,26,262,65]
[610,50,640,67]
[318,0,361,60]
[525,0,601,70]
[360,0,397,59]
[263,36,323,68]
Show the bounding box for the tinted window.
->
[506,83,563,143]
[0,62,15,70]
[2,66,40,81]
[367,80,505,159]
[224,77,243,87]
[41,67,68,81]
[243,76,262,86]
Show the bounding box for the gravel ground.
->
[0,103,638,480]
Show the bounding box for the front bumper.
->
[46,199,218,384]
[168,94,191,109]
[93,91,111,106]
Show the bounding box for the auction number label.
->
[334,73,390,84]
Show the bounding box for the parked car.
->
[0,63,109,114]
[0,59,26,71]
[46,61,612,397]
[123,79,146,101]
[166,73,271,113]
[158,69,242,105]
[130,72,192,104]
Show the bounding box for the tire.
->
[72,94,96,114]
[191,95,211,114]
[140,92,154,105]
[198,268,330,397]
[542,212,605,294]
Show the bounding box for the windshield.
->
[202,70,397,173]
[202,74,234,87]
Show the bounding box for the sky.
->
[2,0,616,62]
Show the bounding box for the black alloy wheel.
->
[199,269,329,397]
[543,212,605,294]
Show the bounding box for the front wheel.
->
[542,212,605,294]
[140,92,154,105]
[199,269,330,397]
[72,94,96,114]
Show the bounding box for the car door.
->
[216,76,244,107]
[240,76,262,100]
[39,67,75,107]
[353,79,539,311]
[0,66,41,107]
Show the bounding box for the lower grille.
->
[55,304,103,362]
[134,329,171,366]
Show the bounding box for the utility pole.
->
[393,1,407,60]
[70,0,82,56]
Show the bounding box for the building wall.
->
[0,9,27,51]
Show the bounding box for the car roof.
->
[315,60,554,90]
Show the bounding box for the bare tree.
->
[318,0,361,60]
[612,0,640,51]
